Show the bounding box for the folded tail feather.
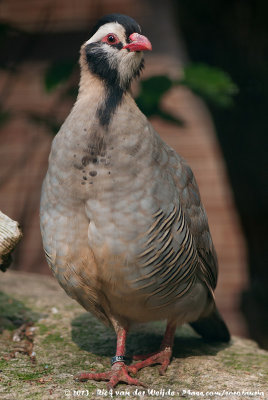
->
[190,307,230,343]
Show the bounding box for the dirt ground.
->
[0,271,267,400]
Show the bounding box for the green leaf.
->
[136,75,173,116]
[141,75,173,97]
[135,75,183,125]
[0,23,11,38]
[0,110,11,127]
[44,60,76,92]
[181,63,239,107]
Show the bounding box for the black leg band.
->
[111,355,127,365]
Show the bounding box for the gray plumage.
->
[40,13,229,388]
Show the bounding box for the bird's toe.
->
[129,348,172,376]
[74,362,147,388]
[74,371,111,382]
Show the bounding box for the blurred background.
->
[0,0,267,348]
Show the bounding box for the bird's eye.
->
[107,35,116,43]
[101,34,120,46]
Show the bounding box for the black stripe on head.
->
[85,15,142,128]
[85,42,123,127]
[85,42,119,86]
[90,13,141,39]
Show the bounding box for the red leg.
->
[75,328,146,388]
[129,321,176,375]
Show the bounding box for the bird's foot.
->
[75,362,147,389]
[129,347,172,375]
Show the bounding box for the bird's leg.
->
[75,327,146,388]
[129,321,176,375]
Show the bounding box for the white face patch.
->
[85,21,144,89]
[116,50,143,87]
[85,22,127,45]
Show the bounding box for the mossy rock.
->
[0,271,267,400]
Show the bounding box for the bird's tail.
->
[190,307,230,343]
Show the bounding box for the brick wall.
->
[0,0,248,336]
[0,0,142,31]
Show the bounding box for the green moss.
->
[37,323,50,335]
[222,359,245,370]
[0,358,8,368]
[24,394,44,400]
[42,333,65,344]
[16,372,43,381]
[52,313,62,320]
[0,291,40,331]
[220,348,268,374]
[5,361,53,381]
[84,383,98,390]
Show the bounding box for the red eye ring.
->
[102,33,120,46]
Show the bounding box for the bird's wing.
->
[129,129,218,309]
[169,149,218,294]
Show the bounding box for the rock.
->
[0,212,22,272]
[0,271,267,400]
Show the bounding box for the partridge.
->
[40,13,230,388]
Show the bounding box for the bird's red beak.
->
[123,33,152,52]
